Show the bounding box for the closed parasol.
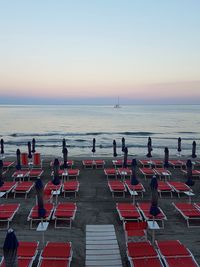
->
[123,147,128,168]
[164,147,169,168]
[16,149,21,170]
[32,138,36,153]
[146,137,153,158]
[113,140,117,157]
[3,228,19,267]
[35,178,46,218]
[92,138,96,155]
[185,159,194,186]
[121,137,125,153]
[28,141,32,159]
[191,141,197,158]
[1,138,4,155]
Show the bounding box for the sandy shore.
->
[0,155,200,266]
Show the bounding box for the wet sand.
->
[0,156,200,266]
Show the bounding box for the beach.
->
[0,155,200,266]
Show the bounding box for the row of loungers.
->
[107,180,192,198]
[127,240,199,267]
[0,202,77,230]
[0,241,73,267]
[0,180,80,199]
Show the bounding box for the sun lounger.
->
[139,168,156,180]
[82,160,94,169]
[104,168,118,179]
[3,161,15,169]
[12,170,30,181]
[118,168,132,179]
[181,169,200,179]
[167,181,192,197]
[28,169,44,180]
[137,202,167,228]
[37,242,72,267]
[108,180,126,198]
[155,240,199,267]
[93,159,105,169]
[112,159,132,168]
[116,203,142,222]
[127,241,164,267]
[157,181,173,198]
[154,168,171,180]
[139,160,153,168]
[82,159,105,169]
[124,179,145,198]
[52,202,77,228]
[12,181,34,199]
[0,181,17,198]
[27,203,54,229]
[44,181,62,193]
[168,160,185,169]
[50,160,74,169]
[0,241,39,267]
[172,202,200,227]
[123,221,147,242]
[0,203,20,229]
[62,181,79,198]
[56,169,80,180]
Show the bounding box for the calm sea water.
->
[0,104,200,158]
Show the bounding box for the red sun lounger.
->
[127,241,164,267]
[167,181,192,197]
[3,161,15,169]
[32,153,43,169]
[62,181,80,198]
[124,179,145,198]
[137,202,167,228]
[172,202,200,228]
[56,169,80,180]
[118,168,132,179]
[116,203,142,222]
[50,160,74,169]
[168,160,185,169]
[27,203,54,229]
[123,221,147,242]
[181,169,200,179]
[154,168,172,180]
[139,168,156,180]
[21,152,30,169]
[158,181,173,198]
[28,169,44,180]
[37,242,72,267]
[104,168,118,179]
[12,181,34,199]
[112,159,132,168]
[0,241,39,267]
[82,160,94,169]
[108,180,126,198]
[44,181,62,193]
[12,170,30,181]
[0,203,20,229]
[155,240,199,267]
[0,181,17,198]
[52,202,77,228]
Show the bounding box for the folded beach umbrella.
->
[92,138,96,154]
[35,178,46,218]
[52,158,60,185]
[164,147,169,168]
[123,147,128,168]
[185,159,194,186]
[3,228,19,267]
[32,138,36,153]
[177,137,182,154]
[28,141,32,159]
[121,137,125,153]
[150,176,160,217]
[191,141,197,158]
[0,160,4,187]
[131,158,139,185]
[16,149,21,170]
[113,140,117,157]
[1,138,4,155]
[146,137,153,158]
[63,147,68,170]
[62,138,66,153]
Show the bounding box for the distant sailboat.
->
[114,97,121,108]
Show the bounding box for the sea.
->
[0,104,200,159]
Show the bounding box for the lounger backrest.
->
[33,153,41,166]
[21,153,28,166]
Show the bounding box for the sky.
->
[0,0,200,104]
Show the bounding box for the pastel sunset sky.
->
[0,0,200,104]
